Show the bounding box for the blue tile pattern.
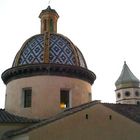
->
[49,34,76,65]
[13,34,87,68]
[18,35,44,66]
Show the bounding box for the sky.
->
[0,0,140,108]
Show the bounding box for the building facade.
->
[0,5,140,140]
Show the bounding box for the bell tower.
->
[115,62,140,105]
[39,6,59,33]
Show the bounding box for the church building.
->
[0,5,140,140]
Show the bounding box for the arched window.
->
[50,18,54,32]
[43,19,47,31]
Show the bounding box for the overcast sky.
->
[0,0,140,108]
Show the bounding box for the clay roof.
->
[2,101,140,139]
[0,109,39,123]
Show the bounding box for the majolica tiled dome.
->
[12,33,87,68]
[2,6,96,85]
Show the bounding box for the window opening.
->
[137,101,140,105]
[86,114,88,119]
[60,90,69,109]
[135,91,139,97]
[50,18,54,32]
[125,91,130,97]
[23,88,32,108]
[117,93,121,98]
[43,19,47,31]
[109,115,112,120]
[89,93,92,101]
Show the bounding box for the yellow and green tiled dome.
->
[12,33,87,68]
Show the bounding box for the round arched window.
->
[125,91,130,97]
[135,91,139,97]
[117,93,121,98]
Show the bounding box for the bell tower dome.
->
[2,6,96,119]
[115,62,140,105]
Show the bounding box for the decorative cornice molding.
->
[1,64,96,85]
[116,98,140,102]
[115,86,140,91]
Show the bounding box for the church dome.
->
[2,6,96,118]
[12,33,87,68]
[2,6,96,85]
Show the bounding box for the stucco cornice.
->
[1,64,96,85]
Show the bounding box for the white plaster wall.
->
[116,88,140,104]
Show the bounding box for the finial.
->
[124,61,126,64]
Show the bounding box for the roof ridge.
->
[103,102,139,106]
[2,101,100,139]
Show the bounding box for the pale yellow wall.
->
[18,104,140,140]
[0,123,28,139]
[12,135,29,140]
[5,75,91,119]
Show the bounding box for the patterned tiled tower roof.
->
[2,6,96,85]
[115,61,140,89]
